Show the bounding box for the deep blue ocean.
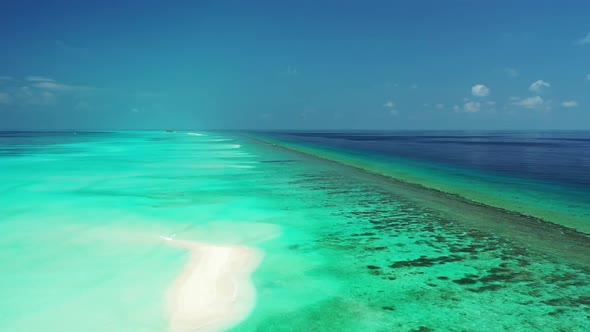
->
[266,131,590,189]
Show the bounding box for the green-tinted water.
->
[0,131,588,331]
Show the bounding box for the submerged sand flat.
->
[163,237,262,332]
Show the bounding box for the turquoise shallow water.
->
[0,131,589,331]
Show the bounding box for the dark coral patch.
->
[479,272,519,283]
[409,327,434,332]
[366,246,388,251]
[452,277,478,285]
[390,255,463,268]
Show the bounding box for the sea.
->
[0,130,588,331]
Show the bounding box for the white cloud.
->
[529,80,550,93]
[587,73,590,80]
[0,92,12,104]
[32,80,91,92]
[384,100,398,115]
[487,101,496,106]
[505,68,519,77]
[435,103,444,109]
[0,76,12,81]
[410,84,418,89]
[17,87,55,106]
[384,101,395,108]
[281,65,298,77]
[562,100,579,108]
[453,105,460,111]
[513,96,545,109]
[0,76,93,108]
[575,32,590,45]
[464,101,481,112]
[26,76,55,82]
[33,81,74,91]
[471,84,490,97]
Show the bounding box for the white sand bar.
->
[163,237,263,332]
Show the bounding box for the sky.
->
[1,0,590,130]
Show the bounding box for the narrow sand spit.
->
[162,237,263,332]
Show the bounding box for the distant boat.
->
[165,130,176,133]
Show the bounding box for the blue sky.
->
[1,0,589,130]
